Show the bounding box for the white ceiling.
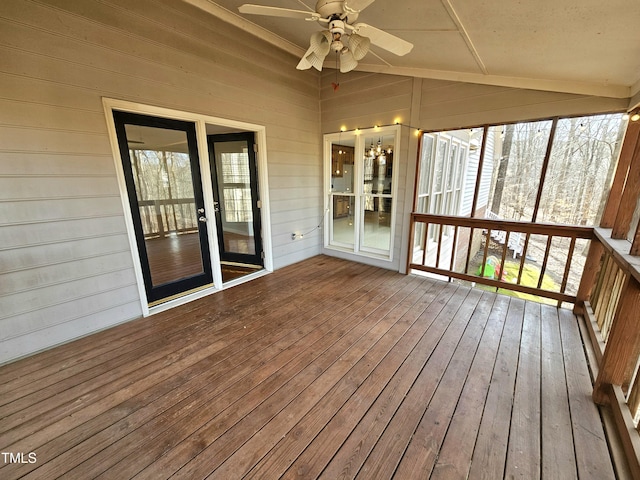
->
[186,0,640,100]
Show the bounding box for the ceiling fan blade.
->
[239,4,320,20]
[350,23,413,56]
[343,0,376,14]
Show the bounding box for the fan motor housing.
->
[316,0,359,22]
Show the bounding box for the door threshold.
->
[147,283,217,315]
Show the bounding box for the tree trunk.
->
[490,124,514,215]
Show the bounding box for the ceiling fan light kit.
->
[239,0,413,73]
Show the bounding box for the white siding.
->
[0,0,322,363]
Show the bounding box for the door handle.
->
[198,216,207,223]
[197,208,205,214]
[213,201,220,213]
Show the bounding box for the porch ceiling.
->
[185,0,640,100]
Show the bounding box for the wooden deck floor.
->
[0,256,616,479]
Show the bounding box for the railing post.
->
[593,276,640,405]
[574,239,604,315]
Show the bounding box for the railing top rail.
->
[411,213,595,239]
[595,228,640,285]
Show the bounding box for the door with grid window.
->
[208,133,263,267]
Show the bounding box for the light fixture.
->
[632,112,640,122]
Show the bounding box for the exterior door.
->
[113,111,213,304]
[208,133,263,267]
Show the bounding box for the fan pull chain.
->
[332,51,340,92]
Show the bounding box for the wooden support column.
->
[593,276,640,405]
[632,220,640,256]
[602,121,640,228]
[612,124,640,239]
[574,238,604,315]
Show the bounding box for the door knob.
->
[198,216,207,223]
[197,208,205,214]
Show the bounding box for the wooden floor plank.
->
[316,284,471,480]
[0,262,376,451]
[352,288,483,479]
[467,298,525,480]
[430,293,510,480]
[283,282,461,480]
[243,281,450,480]
[0,257,316,383]
[4,261,380,478]
[559,308,616,480]
[540,304,578,480]
[0,256,618,480]
[0,257,334,398]
[31,265,391,480]
[393,291,496,478]
[206,277,438,480]
[145,276,430,480]
[85,274,424,479]
[504,300,542,478]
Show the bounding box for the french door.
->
[208,133,264,267]
[113,111,213,304]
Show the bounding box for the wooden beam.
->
[612,125,640,239]
[470,126,489,218]
[601,121,640,228]
[532,117,558,222]
[593,276,640,404]
[632,219,640,256]
[574,239,605,315]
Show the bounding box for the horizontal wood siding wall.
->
[0,0,321,363]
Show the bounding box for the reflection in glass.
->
[213,141,256,255]
[332,195,355,245]
[125,124,204,286]
[331,142,354,193]
[361,196,392,251]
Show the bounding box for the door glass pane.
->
[213,140,256,255]
[125,124,204,286]
[363,135,394,195]
[332,195,355,245]
[331,140,355,193]
[361,196,392,251]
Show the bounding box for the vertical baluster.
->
[558,236,576,307]
[536,235,554,289]
[449,225,459,275]
[435,223,443,269]
[498,230,510,288]
[479,229,491,278]
[421,222,429,266]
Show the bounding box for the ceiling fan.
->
[238,0,414,73]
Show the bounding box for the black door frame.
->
[208,132,264,267]
[113,110,213,303]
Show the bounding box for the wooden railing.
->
[138,198,198,238]
[407,213,594,304]
[578,228,640,477]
